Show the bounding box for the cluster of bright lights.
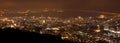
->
[104,29,120,34]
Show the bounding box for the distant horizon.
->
[0,9,118,18]
[0,0,120,18]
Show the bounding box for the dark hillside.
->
[0,28,73,43]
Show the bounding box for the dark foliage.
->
[0,28,73,43]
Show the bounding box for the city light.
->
[0,0,120,43]
[95,29,101,32]
[0,14,119,43]
[98,15,105,19]
[10,25,15,28]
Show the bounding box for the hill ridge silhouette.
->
[0,28,74,43]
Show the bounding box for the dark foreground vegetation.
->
[0,28,109,43]
[0,28,74,43]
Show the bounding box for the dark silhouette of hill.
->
[0,28,73,43]
[0,28,109,43]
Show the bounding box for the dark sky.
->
[0,0,120,17]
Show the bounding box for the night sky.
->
[0,0,120,18]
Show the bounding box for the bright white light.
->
[45,27,51,30]
[109,30,115,32]
[104,28,109,31]
[42,20,46,23]
[52,28,59,30]
[116,31,120,33]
